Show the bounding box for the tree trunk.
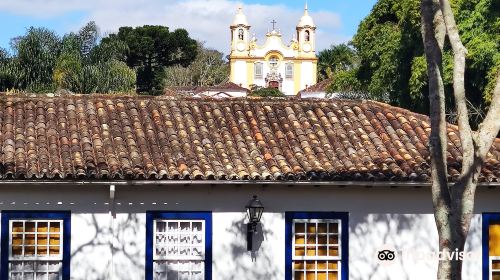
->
[421,0,500,279]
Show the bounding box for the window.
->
[286,63,294,78]
[1,212,71,280]
[269,56,279,70]
[254,62,263,79]
[305,30,311,42]
[238,29,244,40]
[286,212,348,280]
[146,212,212,280]
[483,213,500,280]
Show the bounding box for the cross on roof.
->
[271,20,277,30]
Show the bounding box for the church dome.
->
[231,6,249,27]
[297,4,315,28]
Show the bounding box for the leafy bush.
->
[249,86,286,97]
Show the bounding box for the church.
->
[229,5,318,96]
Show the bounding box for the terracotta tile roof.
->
[165,82,249,97]
[299,79,332,94]
[0,95,498,182]
[206,82,250,93]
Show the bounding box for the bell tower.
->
[230,5,250,57]
[296,3,316,57]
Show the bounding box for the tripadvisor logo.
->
[375,245,480,266]
[375,245,398,266]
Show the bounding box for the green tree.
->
[53,22,136,94]
[162,42,229,88]
[317,44,358,81]
[330,0,499,124]
[0,48,15,91]
[102,25,198,93]
[11,27,62,92]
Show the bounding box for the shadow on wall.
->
[70,214,145,280]
[213,214,284,280]
[349,214,481,280]
[349,214,435,280]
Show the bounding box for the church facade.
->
[229,5,318,96]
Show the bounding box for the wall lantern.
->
[245,195,264,251]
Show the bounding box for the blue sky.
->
[0,0,377,53]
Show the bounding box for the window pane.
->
[295,246,305,256]
[329,223,339,234]
[37,222,48,233]
[318,223,327,233]
[318,236,327,245]
[295,271,305,280]
[317,272,327,280]
[25,222,35,233]
[328,272,338,280]
[296,235,305,245]
[307,235,316,244]
[490,224,500,256]
[12,234,23,246]
[306,246,316,256]
[307,223,316,234]
[12,246,23,256]
[12,222,24,233]
[493,260,500,269]
[318,246,328,256]
[49,222,61,233]
[328,246,339,257]
[295,223,305,233]
[50,234,60,246]
[329,235,338,245]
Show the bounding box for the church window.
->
[254,63,263,79]
[269,56,279,70]
[286,63,294,78]
[238,29,244,40]
[305,30,310,42]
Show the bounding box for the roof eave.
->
[0,180,498,188]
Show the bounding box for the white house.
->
[0,95,499,280]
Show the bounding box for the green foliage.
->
[330,0,499,122]
[162,42,229,88]
[249,85,285,97]
[0,48,15,91]
[11,27,62,92]
[318,44,358,81]
[53,22,136,94]
[328,69,367,97]
[102,25,198,92]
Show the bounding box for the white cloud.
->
[0,0,347,53]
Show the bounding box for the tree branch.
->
[421,3,453,259]
[476,71,500,160]
[421,0,450,203]
[439,0,474,177]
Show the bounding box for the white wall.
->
[300,62,314,89]
[232,61,248,87]
[0,184,497,279]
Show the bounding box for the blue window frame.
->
[146,212,212,280]
[483,213,500,280]
[285,212,348,280]
[1,211,71,280]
